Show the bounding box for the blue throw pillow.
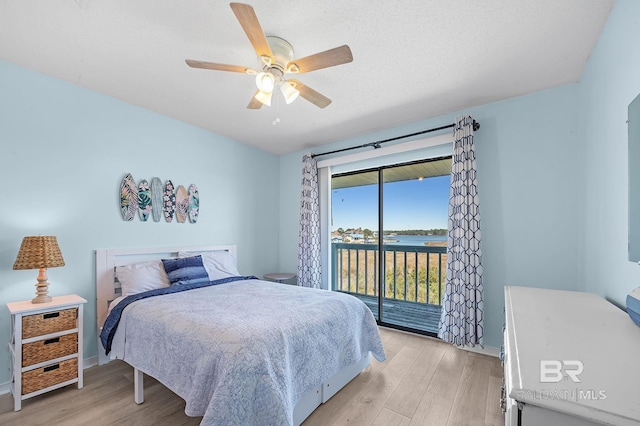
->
[161,255,210,286]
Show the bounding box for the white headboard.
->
[95,244,237,364]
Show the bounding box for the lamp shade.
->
[14,236,65,303]
[255,71,275,93]
[13,236,65,270]
[280,81,300,104]
[254,90,272,106]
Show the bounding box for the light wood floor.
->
[0,328,504,426]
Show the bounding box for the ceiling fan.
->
[185,2,353,109]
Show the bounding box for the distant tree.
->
[337,227,345,234]
[387,228,448,236]
[363,228,373,238]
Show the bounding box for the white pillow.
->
[115,260,171,296]
[178,250,240,280]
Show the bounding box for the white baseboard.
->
[461,343,500,358]
[84,355,98,369]
[0,355,99,396]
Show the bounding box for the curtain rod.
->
[311,120,480,159]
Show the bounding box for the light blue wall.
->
[0,59,280,383]
[580,0,640,303]
[279,83,583,349]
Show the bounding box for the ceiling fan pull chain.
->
[272,90,281,125]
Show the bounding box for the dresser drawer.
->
[21,358,78,395]
[22,333,78,367]
[22,308,77,339]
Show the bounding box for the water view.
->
[333,233,447,246]
[386,234,447,246]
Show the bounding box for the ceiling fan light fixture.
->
[281,81,300,104]
[185,4,350,110]
[255,90,272,106]
[255,71,275,93]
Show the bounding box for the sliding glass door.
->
[331,157,450,335]
[331,169,380,320]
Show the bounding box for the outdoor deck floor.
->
[341,292,442,334]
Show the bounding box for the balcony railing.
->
[331,243,447,306]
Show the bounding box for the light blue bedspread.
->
[107,278,386,425]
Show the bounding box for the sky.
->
[331,174,450,231]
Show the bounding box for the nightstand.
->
[263,272,296,284]
[7,294,87,411]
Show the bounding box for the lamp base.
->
[32,294,52,304]
[31,267,52,304]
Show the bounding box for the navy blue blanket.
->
[100,275,257,354]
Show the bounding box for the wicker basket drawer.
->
[22,358,78,395]
[22,333,78,367]
[22,308,77,339]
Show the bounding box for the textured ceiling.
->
[0,0,615,154]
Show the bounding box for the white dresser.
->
[503,286,640,425]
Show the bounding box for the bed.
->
[96,245,385,425]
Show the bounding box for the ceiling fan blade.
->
[290,80,332,108]
[185,59,255,74]
[230,3,273,60]
[247,90,263,109]
[287,45,353,74]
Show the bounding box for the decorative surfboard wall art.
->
[137,179,151,221]
[119,173,199,223]
[120,173,139,221]
[188,184,199,223]
[175,185,188,223]
[150,177,163,222]
[163,180,176,223]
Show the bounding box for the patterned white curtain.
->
[438,115,484,347]
[297,154,321,288]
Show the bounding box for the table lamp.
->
[13,236,65,303]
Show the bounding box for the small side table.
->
[263,273,296,284]
[7,294,87,411]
